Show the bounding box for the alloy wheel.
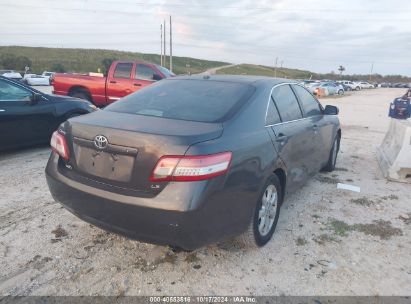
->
[258,184,278,236]
[332,138,338,166]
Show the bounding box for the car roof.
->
[166,74,296,86]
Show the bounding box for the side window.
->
[135,64,158,81]
[292,85,322,117]
[271,85,302,122]
[113,63,133,79]
[266,98,281,125]
[0,80,32,101]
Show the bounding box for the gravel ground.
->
[0,88,410,296]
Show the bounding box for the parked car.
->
[46,75,341,250]
[337,80,356,91]
[308,82,344,96]
[23,74,51,86]
[393,83,409,88]
[52,61,175,107]
[340,83,352,92]
[362,81,375,89]
[42,71,55,78]
[0,70,23,81]
[379,82,391,88]
[354,81,374,89]
[0,76,97,151]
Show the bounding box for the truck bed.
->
[53,73,107,106]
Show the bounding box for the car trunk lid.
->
[65,110,223,195]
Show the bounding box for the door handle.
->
[0,109,5,112]
[276,133,288,143]
[110,80,117,84]
[133,83,141,87]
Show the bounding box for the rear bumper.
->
[45,154,253,250]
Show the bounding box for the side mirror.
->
[152,74,162,81]
[324,105,339,115]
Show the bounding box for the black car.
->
[46,75,341,250]
[0,76,96,151]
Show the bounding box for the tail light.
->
[50,131,70,161]
[150,152,232,182]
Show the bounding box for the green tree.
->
[0,54,32,70]
[15,56,32,70]
[0,53,17,69]
[338,65,345,78]
[51,63,66,73]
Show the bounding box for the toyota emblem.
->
[94,135,108,149]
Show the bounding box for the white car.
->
[42,71,55,78]
[23,74,51,86]
[338,80,356,91]
[353,81,374,90]
[358,81,375,89]
[1,70,23,81]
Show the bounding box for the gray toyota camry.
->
[46,75,341,250]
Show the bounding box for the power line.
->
[3,3,411,22]
[16,0,410,14]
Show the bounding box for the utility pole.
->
[274,57,278,78]
[160,24,163,66]
[169,15,173,72]
[280,60,284,69]
[369,62,374,82]
[163,19,167,67]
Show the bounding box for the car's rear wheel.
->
[355,86,361,91]
[322,136,339,172]
[238,175,282,248]
[338,89,344,95]
[69,89,91,101]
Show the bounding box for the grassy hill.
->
[0,46,228,75]
[216,63,411,83]
[1,46,409,83]
[216,64,314,79]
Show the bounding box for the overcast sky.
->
[1,0,411,76]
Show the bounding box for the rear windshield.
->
[105,79,254,123]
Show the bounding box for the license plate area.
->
[72,138,137,182]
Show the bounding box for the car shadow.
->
[0,144,51,161]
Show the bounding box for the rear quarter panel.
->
[185,84,284,235]
[53,74,107,105]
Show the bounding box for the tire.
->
[238,175,282,248]
[322,136,339,172]
[355,86,360,91]
[69,89,91,101]
[338,89,344,95]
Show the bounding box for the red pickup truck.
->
[52,60,175,106]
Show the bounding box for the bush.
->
[51,63,66,73]
[0,53,32,70]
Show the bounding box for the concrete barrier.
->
[377,118,411,183]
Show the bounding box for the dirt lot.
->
[1,88,410,296]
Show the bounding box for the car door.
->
[326,83,337,95]
[133,64,162,91]
[291,84,333,172]
[269,84,318,190]
[0,79,56,149]
[106,62,135,103]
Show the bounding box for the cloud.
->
[1,0,410,75]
